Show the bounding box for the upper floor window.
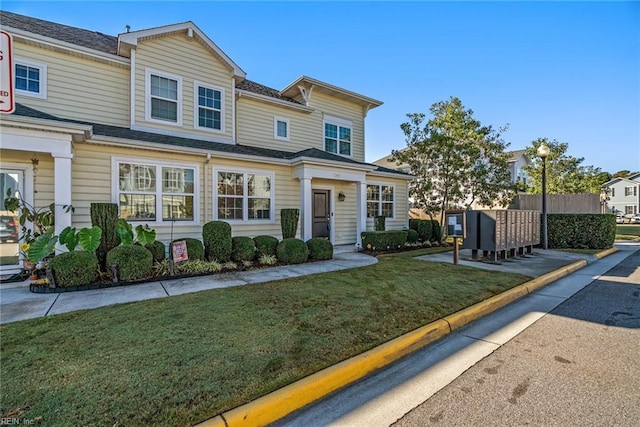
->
[610,188,615,197]
[625,186,637,197]
[367,184,394,218]
[146,69,182,125]
[216,169,274,222]
[274,117,289,141]
[195,82,224,132]
[15,59,46,99]
[324,115,352,156]
[115,159,196,223]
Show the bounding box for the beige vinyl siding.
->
[0,150,54,210]
[366,177,409,232]
[12,41,130,127]
[236,97,318,152]
[312,179,358,245]
[133,35,233,139]
[311,91,366,162]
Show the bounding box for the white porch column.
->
[300,178,312,240]
[356,181,367,246]
[52,152,73,237]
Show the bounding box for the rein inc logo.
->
[0,30,15,114]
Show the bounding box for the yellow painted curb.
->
[595,247,618,259]
[197,255,604,427]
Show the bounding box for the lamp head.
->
[537,142,550,159]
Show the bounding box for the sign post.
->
[445,210,466,265]
[0,30,15,114]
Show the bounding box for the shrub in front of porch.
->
[203,221,232,262]
[232,236,256,262]
[306,238,333,261]
[171,238,204,261]
[145,240,166,263]
[107,245,153,281]
[361,230,408,251]
[276,238,309,264]
[254,235,278,257]
[47,251,99,287]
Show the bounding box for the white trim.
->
[130,50,136,127]
[235,89,314,113]
[144,68,183,126]
[231,77,237,143]
[366,182,396,220]
[213,167,275,224]
[281,76,383,108]
[130,124,233,145]
[13,57,47,99]
[193,80,225,134]
[323,115,353,158]
[311,185,335,243]
[0,163,33,274]
[111,156,200,226]
[273,116,290,141]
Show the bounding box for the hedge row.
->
[361,230,408,251]
[547,214,615,249]
[409,219,442,242]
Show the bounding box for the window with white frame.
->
[274,117,289,140]
[216,170,273,221]
[324,116,352,156]
[625,205,636,215]
[14,59,47,98]
[195,82,224,132]
[625,186,637,197]
[146,69,182,124]
[117,161,196,222]
[366,184,394,218]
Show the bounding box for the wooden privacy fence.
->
[511,194,601,214]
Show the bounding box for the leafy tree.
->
[523,138,609,194]
[391,97,514,225]
[612,170,631,179]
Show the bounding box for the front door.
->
[0,169,24,272]
[312,190,330,239]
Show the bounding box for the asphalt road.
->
[394,248,640,427]
[276,244,639,427]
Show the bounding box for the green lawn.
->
[616,224,640,240]
[1,249,531,426]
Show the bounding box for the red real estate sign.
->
[0,30,15,114]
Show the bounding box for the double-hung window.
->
[274,117,289,140]
[323,115,352,156]
[146,69,182,125]
[14,59,46,99]
[116,160,196,223]
[625,186,637,197]
[195,81,224,132]
[216,170,274,221]
[366,184,394,218]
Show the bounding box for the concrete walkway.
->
[0,247,375,325]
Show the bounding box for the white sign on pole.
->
[0,30,15,114]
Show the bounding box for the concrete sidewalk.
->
[0,248,376,325]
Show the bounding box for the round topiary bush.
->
[232,236,256,262]
[306,238,333,261]
[253,235,278,256]
[431,220,442,242]
[276,238,309,264]
[203,221,232,262]
[48,251,99,287]
[106,245,153,281]
[145,240,166,263]
[406,229,418,243]
[171,238,204,261]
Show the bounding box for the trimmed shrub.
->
[406,229,419,243]
[232,236,256,262]
[306,238,333,261]
[254,235,279,257]
[48,251,99,287]
[276,238,309,264]
[547,214,615,249]
[145,240,166,263]
[361,230,408,251]
[203,221,232,262]
[106,245,153,281]
[431,220,442,242]
[90,203,120,271]
[374,216,386,231]
[412,220,432,242]
[281,209,300,239]
[171,238,204,261]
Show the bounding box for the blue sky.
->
[3,1,639,174]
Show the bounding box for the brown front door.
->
[312,190,330,238]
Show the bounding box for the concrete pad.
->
[0,287,57,324]
[162,273,248,296]
[236,266,301,284]
[47,282,167,316]
[287,262,341,275]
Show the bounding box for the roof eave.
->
[280,76,383,108]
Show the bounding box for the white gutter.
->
[236,89,314,113]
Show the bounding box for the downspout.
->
[232,77,237,144]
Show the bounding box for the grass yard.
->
[1,249,531,426]
[616,224,640,240]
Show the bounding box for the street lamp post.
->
[537,142,550,250]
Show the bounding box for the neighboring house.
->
[0,11,411,274]
[604,173,640,215]
[371,147,530,215]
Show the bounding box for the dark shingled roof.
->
[11,104,411,177]
[0,10,118,55]
[236,79,301,104]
